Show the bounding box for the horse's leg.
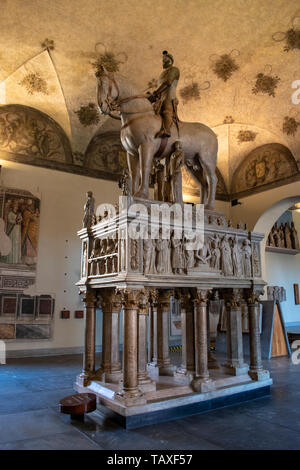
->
[196,153,218,210]
[127,152,140,195]
[134,142,154,199]
[186,163,208,205]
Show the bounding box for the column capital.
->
[194,288,211,305]
[117,288,147,309]
[82,290,97,307]
[246,288,264,305]
[223,288,243,309]
[158,289,174,306]
[177,290,193,312]
[138,289,150,315]
[98,288,122,313]
[149,288,159,306]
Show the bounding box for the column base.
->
[138,376,157,392]
[147,361,159,368]
[249,369,270,381]
[174,368,194,385]
[191,377,216,393]
[174,367,195,385]
[93,368,122,384]
[158,364,176,376]
[76,371,94,387]
[222,363,249,376]
[115,389,147,406]
[208,351,219,369]
[102,370,123,384]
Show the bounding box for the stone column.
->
[223,289,249,376]
[191,289,215,392]
[176,291,195,378]
[148,289,158,366]
[116,289,146,406]
[97,288,122,384]
[157,290,175,376]
[246,288,270,381]
[137,290,156,392]
[207,291,221,369]
[77,290,97,386]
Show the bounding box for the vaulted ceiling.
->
[1,0,300,194]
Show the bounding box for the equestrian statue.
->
[95,50,218,210]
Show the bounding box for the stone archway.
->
[253,195,300,281]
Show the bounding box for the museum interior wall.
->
[0,159,120,354]
[265,250,300,324]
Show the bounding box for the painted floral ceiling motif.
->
[272,16,300,52]
[210,51,240,82]
[74,103,100,127]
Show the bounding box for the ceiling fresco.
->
[0,0,300,199]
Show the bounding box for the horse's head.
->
[95,65,119,115]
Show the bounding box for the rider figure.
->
[149,51,180,138]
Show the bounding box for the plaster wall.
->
[0,159,119,352]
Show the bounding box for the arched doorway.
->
[254,196,300,326]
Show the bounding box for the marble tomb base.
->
[75,367,272,429]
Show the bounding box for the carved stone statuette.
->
[156,232,172,274]
[195,240,211,267]
[241,239,252,277]
[143,232,157,274]
[118,168,131,196]
[284,222,292,249]
[171,231,184,274]
[267,286,286,303]
[184,234,195,270]
[210,234,221,270]
[231,236,243,277]
[220,235,233,276]
[83,191,95,228]
[291,221,300,250]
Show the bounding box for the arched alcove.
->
[231,143,299,198]
[253,196,300,324]
[84,131,126,181]
[0,104,73,166]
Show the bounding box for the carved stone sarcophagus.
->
[77,196,264,291]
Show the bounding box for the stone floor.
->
[0,353,300,450]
